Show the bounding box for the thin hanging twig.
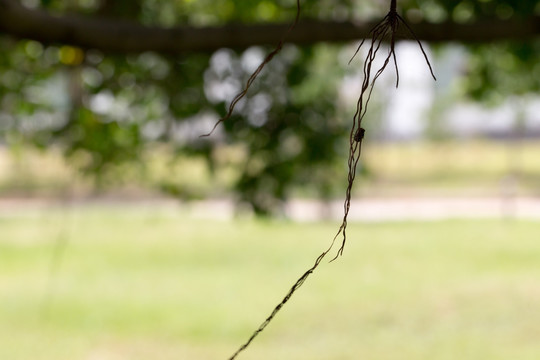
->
[201,0,301,137]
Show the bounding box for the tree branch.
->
[1,0,539,54]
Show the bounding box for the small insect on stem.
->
[354,128,366,142]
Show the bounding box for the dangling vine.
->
[205,1,437,359]
[332,0,436,260]
[200,0,301,138]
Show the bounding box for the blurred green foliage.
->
[464,42,540,104]
[1,0,539,214]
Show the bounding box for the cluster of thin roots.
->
[333,0,436,260]
[224,1,436,359]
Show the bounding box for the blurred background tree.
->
[0,0,539,215]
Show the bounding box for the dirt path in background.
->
[2,196,540,221]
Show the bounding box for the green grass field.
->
[2,208,540,360]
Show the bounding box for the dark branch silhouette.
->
[1,0,539,54]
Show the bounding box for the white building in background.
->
[372,43,540,140]
[384,42,435,140]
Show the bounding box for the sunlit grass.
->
[2,139,540,198]
[1,208,540,359]
[361,139,540,196]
